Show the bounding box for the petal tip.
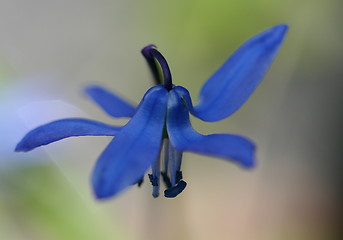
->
[14,141,30,152]
[92,184,114,200]
[274,24,289,31]
[14,146,23,152]
[261,24,289,50]
[239,141,256,168]
[272,24,289,38]
[84,85,98,96]
[240,158,256,169]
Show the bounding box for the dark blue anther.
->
[132,176,144,187]
[137,178,144,187]
[148,174,160,198]
[148,174,159,186]
[164,180,187,198]
[141,45,173,90]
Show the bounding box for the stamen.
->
[164,180,187,198]
[161,171,172,188]
[141,45,173,90]
[175,150,183,183]
[168,143,177,186]
[149,151,161,198]
[149,133,186,198]
[148,174,159,186]
[162,138,169,174]
[161,139,172,188]
[168,143,185,186]
[175,150,182,169]
[132,176,144,187]
[176,171,183,183]
[137,178,144,187]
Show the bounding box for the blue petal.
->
[15,118,121,152]
[167,89,255,168]
[85,85,136,118]
[194,24,288,121]
[91,85,168,199]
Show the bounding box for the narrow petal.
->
[15,118,121,152]
[92,85,168,199]
[85,85,136,118]
[194,24,288,121]
[167,89,255,168]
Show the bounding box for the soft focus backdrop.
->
[0,0,342,240]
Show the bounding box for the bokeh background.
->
[0,0,342,239]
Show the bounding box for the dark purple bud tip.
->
[141,44,157,58]
[141,45,173,90]
[164,180,187,198]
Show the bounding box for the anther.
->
[164,180,187,198]
[148,174,160,198]
[148,174,159,186]
[137,178,144,187]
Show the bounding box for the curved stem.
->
[141,45,173,90]
[141,44,161,85]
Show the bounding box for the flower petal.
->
[91,85,168,199]
[167,89,255,168]
[194,24,288,121]
[85,85,136,118]
[15,118,121,152]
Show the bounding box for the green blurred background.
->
[0,0,342,239]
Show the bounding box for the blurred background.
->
[0,0,342,239]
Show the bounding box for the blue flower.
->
[15,24,288,199]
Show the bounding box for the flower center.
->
[141,45,186,198]
[141,45,173,91]
[148,138,187,198]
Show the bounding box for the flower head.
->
[16,24,288,199]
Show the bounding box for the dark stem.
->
[141,44,161,85]
[141,45,173,90]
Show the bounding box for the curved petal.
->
[15,118,121,152]
[85,85,136,118]
[92,85,168,199]
[173,86,196,115]
[167,89,255,168]
[194,24,288,122]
